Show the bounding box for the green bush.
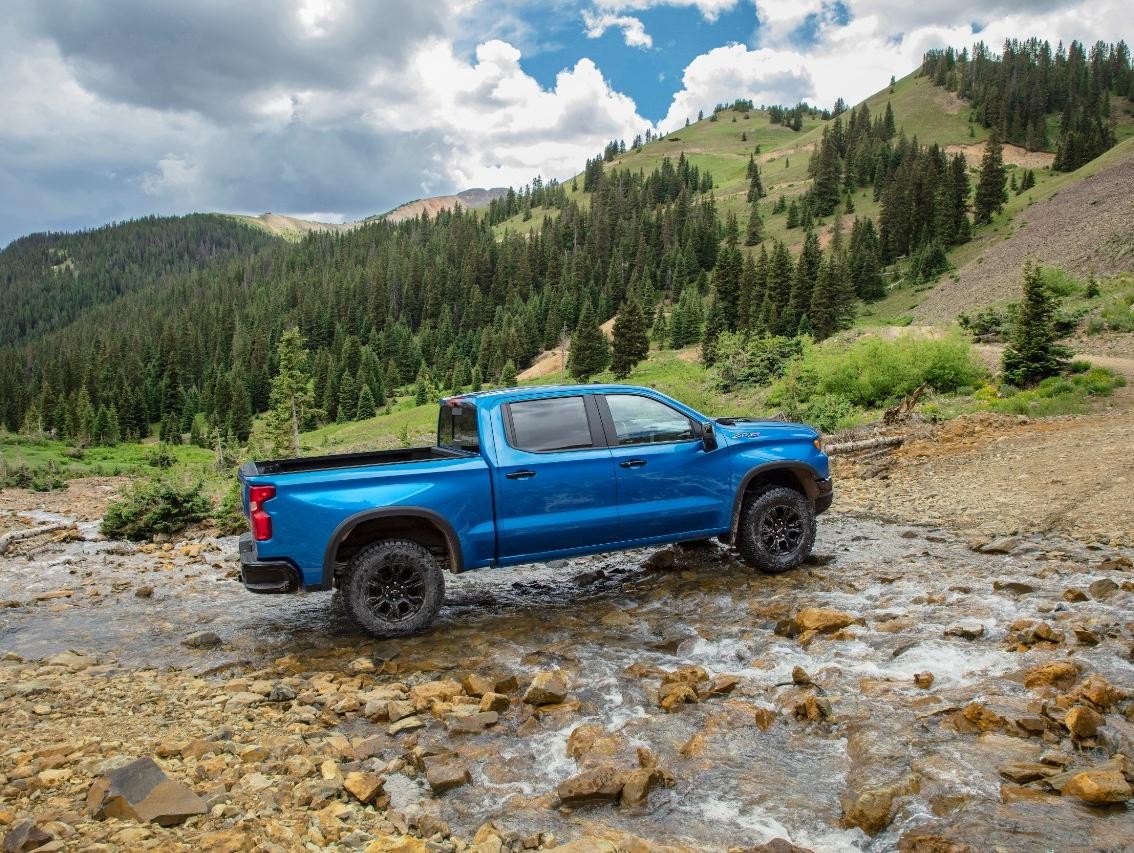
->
[147,444,177,469]
[987,365,1125,416]
[1037,266,1082,297]
[101,476,212,541]
[715,333,804,391]
[802,394,863,433]
[1100,290,1134,332]
[213,475,248,536]
[786,334,987,408]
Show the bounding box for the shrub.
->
[802,394,863,433]
[213,475,248,536]
[101,477,211,541]
[715,333,804,391]
[147,444,177,469]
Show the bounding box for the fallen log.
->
[825,435,904,456]
[0,523,71,556]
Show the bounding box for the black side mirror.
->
[701,421,718,451]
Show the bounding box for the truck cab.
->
[239,385,832,636]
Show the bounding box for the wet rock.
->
[993,580,1036,595]
[447,711,499,734]
[2,819,51,852]
[343,771,384,804]
[943,622,984,641]
[740,841,816,853]
[387,715,426,736]
[424,758,470,794]
[1088,578,1119,599]
[86,756,206,826]
[1073,626,1101,646]
[658,682,698,712]
[1059,767,1133,804]
[998,762,1060,784]
[348,656,376,674]
[793,608,857,634]
[913,672,935,689]
[643,549,676,569]
[618,768,655,808]
[1077,674,1125,710]
[545,841,616,853]
[791,666,813,686]
[134,586,154,599]
[698,673,740,699]
[1065,706,1104,739]
[980,536,1020,555]
[1099,555,1133,571]
[1063,587,1089,603]
[268,683,297,702]
[793,695,832,722]
[523,671,568,705]
[181,630,222,648]
[480,692,509,712]
[1023,661,1081,690]
[557,765,628,806]
[461,673,495,697]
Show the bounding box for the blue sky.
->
[1,0,1129,244]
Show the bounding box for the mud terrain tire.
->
[343,539,444,636]
[736,486,816,574]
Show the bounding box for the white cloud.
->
[593,0,741,22]
[583,11,653,48]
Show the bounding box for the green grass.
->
[0,432,214,481]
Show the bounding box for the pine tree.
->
[786,200,800,228]
[356,384,376,419]
[701,288,726,366]
[744,202,764,246]
[567,301,610,382]
[265,328,313,457]
[337,370,358,422]
[414,372,430,404]
[500,359,518,386]
[1001,265,1071,387]
[974,130,1008,225]
[611,294,649,378]
[650,303,669,347]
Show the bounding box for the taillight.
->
[248,485,275,541]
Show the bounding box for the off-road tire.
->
[736,486,816,574]
[342,539,444,636]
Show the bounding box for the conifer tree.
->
[611,294,649,378]
[414,372,430,405]
[1001,265,1071,387]
[701,288,726,366]
[337,370,358,422]
[744,202,764,246]
[356,384,376,419]
[786,199,800,228]
[266,328,313,457]
[567,301,610,382]
[760,241,795,335]
[500,359,518,386]
[974,130,1008,224]
[650,303,669,347]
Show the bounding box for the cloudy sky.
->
[2,0,1131,244]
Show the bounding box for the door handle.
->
[619,459,647,469]
[506,470,537,480]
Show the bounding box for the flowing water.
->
[2,512,1133,850]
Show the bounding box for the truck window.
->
[507,396,594,453]
[438,404,480,453]
[605,394,696,445]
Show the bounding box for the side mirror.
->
[701,422,718,451]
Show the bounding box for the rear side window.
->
[438,404,479,452]
[507,396,594,452]
[605,394,696,445]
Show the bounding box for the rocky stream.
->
[2,502,1133,852]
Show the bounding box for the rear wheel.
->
[736,486,816,574]
[342,539,444,636]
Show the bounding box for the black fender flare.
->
[320,506,464,588]
[729,462,823,540]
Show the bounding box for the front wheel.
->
[736,486,816,574]
[342,539,444,636]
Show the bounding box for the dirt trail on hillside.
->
[944,141,1054,169]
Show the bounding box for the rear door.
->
[598,392,731,541]
[493,394,620,559]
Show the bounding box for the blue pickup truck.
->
[238,385,832,636]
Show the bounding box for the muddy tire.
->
[736,486,816,574]
[342,539,444,636]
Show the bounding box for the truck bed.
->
[241,446,469,477]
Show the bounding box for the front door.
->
[494,394,619,560]
[598,392,731,541]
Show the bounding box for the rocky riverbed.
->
[2,496,1134,852]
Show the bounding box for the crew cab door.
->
[598,392,731,541]
[493,394,620,560]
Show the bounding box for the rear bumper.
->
[238,533,301,594]
[814,477,834,515]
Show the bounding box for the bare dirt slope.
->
[229,213,357,240]
[914,143,1134,322]
[380,187,507,223]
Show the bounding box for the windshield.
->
[437,403,480,453]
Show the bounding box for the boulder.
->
[943,622,984,641]
[2,819,51,852]
[1060,768,1132,804]
[344,771,385,804]
[480,692,509,713]
[1088,578,1120,599]
[199,830,254,852]
[523,671,568,705]
[86,757,206,826]
[980,536,1020,554]
[619,767,655,808]
[660,665,708,686]
[793,608,856,634]
[993,580,1036,595]
[1078,674,1125,710]
[447,711,499,734]
[998,762,1060,784]
[461,673,495,697]
[557,765,629,806]
[913,672,935,689]
[658,682,697,712]
[181,630,222,648]
[424,758,470,794]
[1065,706,1104,739]
[741,842,815,853]
[1023,661,1080,690]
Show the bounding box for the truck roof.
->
[441,384,657,404]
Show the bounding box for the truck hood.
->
[712,418,820,444]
